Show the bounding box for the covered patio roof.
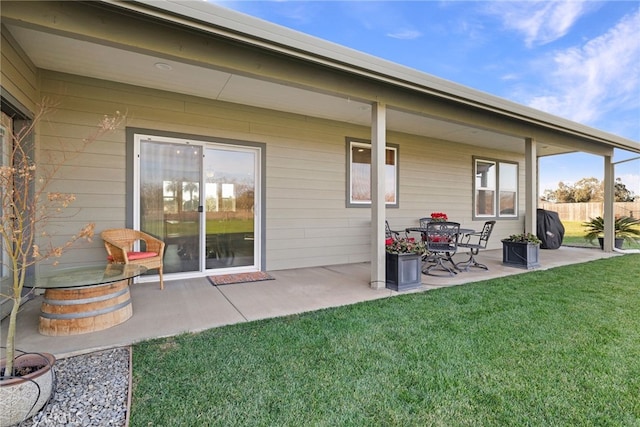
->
[2,0,637,157]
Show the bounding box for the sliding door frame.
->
[127,128,266,281]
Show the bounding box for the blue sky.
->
[214,0,640,197]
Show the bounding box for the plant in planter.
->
[503,233,541,244]
[385,237,427,291]
[582,216,640,249]
[0,100,124,426]
[430,212,448,222]
[501,232,541,270]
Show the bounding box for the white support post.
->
[370,102,386,289]
[524,138,537,235]
[603,154,614,252]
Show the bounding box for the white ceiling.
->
[8,24,537,155]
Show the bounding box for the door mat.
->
[208,271,274,286]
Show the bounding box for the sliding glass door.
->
[0,114,11,318]
[136,135,260,278]
[204,147,257,270]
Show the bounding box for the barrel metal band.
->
[43,287,129,306]
[40,300,131,320]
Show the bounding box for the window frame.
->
[346,138,399,208]
[472,156,519,220]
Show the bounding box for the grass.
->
[562,220,640,249]
[130,255,640,426]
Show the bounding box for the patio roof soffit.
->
[115,0,640,153]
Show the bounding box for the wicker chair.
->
[101,229,165,290]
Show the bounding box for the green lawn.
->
[130,255,640,426]
[562,220,640,249]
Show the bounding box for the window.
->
[498,162,518,217]
[473,157,518,219]
[475,159,496,217]
[347,139,398,207]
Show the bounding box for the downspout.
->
[613,247,640,254]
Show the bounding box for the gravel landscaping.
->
[22,347,130,427]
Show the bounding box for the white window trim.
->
[473,157,519,220]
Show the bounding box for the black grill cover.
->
[536,208,565,249]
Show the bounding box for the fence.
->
[539,202,640,222]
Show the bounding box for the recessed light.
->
[154,62,172,71]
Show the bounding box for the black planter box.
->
[502,240,540,270]
[597,237,624,250]
[385,252,422,291]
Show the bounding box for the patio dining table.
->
[405,226,476,274]
[405,226,476,239]
[24,264,147,336]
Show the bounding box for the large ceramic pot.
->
[0,352,56,427]
[386,252,422,291]
[502,240,540,270]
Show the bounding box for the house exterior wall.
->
[1,25,39,112]
[36,71,525,272]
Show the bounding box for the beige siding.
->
[386,132,525,249]
[1,27,38,111]
[38,71,525,271]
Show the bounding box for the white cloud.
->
[338,2,422,41]
[618,172,640,198]
[387,29,422,40]
[616,154,640,198]
[485,1,592,47]
[501,73,520,81]
[527,8,640,125]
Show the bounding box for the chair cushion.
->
[126,251,158,260]
[108,251,158,262]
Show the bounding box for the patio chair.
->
[385,220,401,242]
[423,221,460,276]
[419,217,432,228]
[455,220,496,271]
[101,228,165,290]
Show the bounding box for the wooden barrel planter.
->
[38,279,132,336]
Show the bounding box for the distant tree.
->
[573,177,601,202]
[542,177,636,203]
[614,178,636,202]
[543,181,577,203]
[540,188,556,202]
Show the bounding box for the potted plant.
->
[0,100,123,426]
[501,232,541,270]
[385,237,426,291]
[430,212,448,222]
[582,216,640,250]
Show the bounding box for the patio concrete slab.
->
[1,246,622,359]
